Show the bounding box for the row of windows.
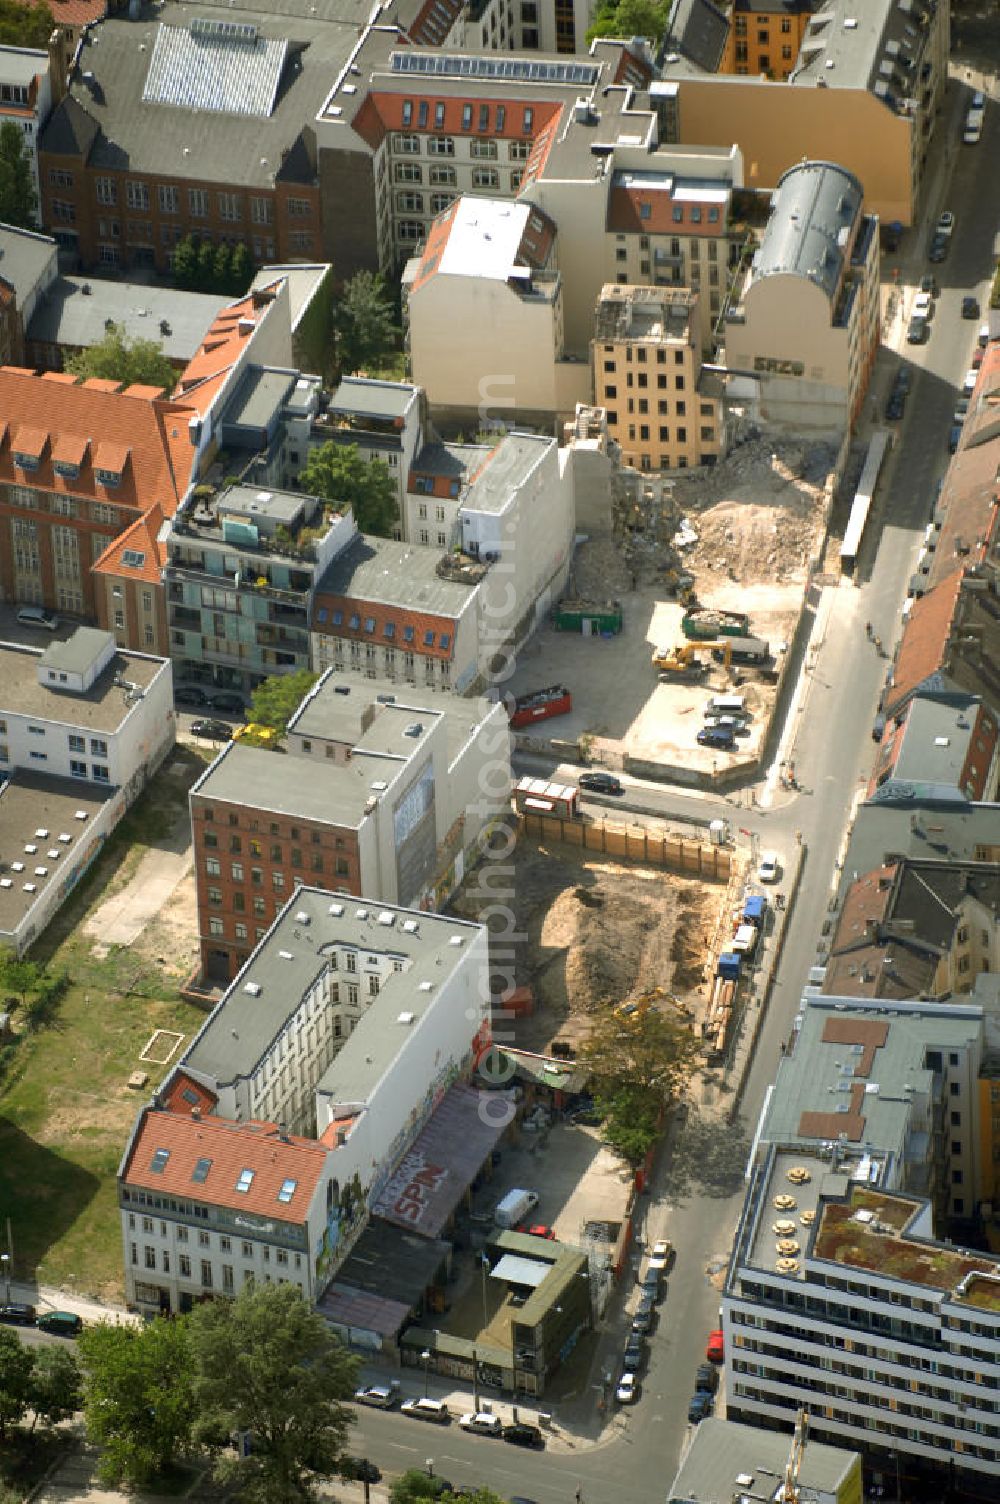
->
[312,609,451,650]
[393,132,531,161]
[5,488,118,526]
[396,100,534,135]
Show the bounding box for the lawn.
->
[0,748,210,1303]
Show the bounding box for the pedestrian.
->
[865,621,873,640]
[875,636,883,655]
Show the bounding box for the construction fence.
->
[517,811,733,881]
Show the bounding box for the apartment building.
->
[822,858,1000,1003]
[404,196,588,425]
[592,285,724,471]
[672,0,949,225]
[0,223,58,367]
[725,997,1000,1492]
[0,627,174,953]
[449,0,595,57]
[723,160,879,432]
[882,569,1000,725]
[667,1416,862,1504]
[310,378,426,539]
[188,665,509,981]
[119,887,491,1316]
[1,44,55,220]
[868,695,999,804]
[25,276,228,373]
[719,0,821,79]
[164,483,354,702]
[404,437,489,547]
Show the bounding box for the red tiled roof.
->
[92,504,167,585]
[49,431,89,469]
[123,1107,329,1222]
[44,0,108,27]
[159,1070,218,1117]
[0,368,187,517]
[174,288,281,413]
[352,90,563,154]
[885,569,963,716]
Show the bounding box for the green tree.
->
[0,120,37,229]
[248,669,318,735]
[189,1281,358,1504]
[0,946,41,1008]
[29,1343,81,1431]
[298,440,397,537]
[582,1003,700,1166]
[587,0,668,45]
[390,1472,508,1504]
[229,242,253,296]
[0,0,55,51]
[197,239,216,292]
[0,1327,34,1442]
[213,242,232,294]
[79,1317,196,1487]
[66,323,176,396]
[173,235,199,291]
[333,270,397,376]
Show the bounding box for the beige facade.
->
[592,286,723,472]
[723,161,880,433]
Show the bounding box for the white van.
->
[401,1398,450,1424]
[707,694,747,717]
[495,1187,539,1229]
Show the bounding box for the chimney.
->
[48,28,68,107]
[278,1122,290,1142]
[191,1106,201,1121]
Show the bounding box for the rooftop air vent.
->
[0,879,10,889]
[449,935,463,946]
[403,723,423,737]
[278,949,294,961]
[35,828,49,838]
[377,911,395,927]
[402,919,419,933]
[328,902,345,917]
[419,981,433,992]
[23,883,36,893]
[59,832,72,843]
[397,1011,415,1025]
[23,845,37,855]
[355,907,369,920]
[243,981,262,996]
[370,780,389,792]
[294,910,311,925]
[75,810,88,820]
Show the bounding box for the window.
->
[231,862,244,882]
[51,200,75,224]
[96,176,117,205]
[218,192,241,221]
[287,197,311,218]
[205,857,221,877]
[428,136,455,157]
[472,167,499,189]
[272,872,285,891]
[402,99,413,127]
[189,187,208,218]
[126,181,149,211]
[70,759,87,779]
[201,1261,212,1289]
[179,1254,191,1278]
[92,764,110,783]
[158,184,179,213]
[49,167,74,189]
[471,138,498,160]
[395,162,422,183]
[429,164,456,186]
[462,103,472,130]
[236,1169,255,1194]
[209,917,224,937]
[394,133,420,154]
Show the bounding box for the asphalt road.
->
[341,76,1000,1504]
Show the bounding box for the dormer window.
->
[95,468,122,488]
[52,460,80,479]
[14,452,39,471]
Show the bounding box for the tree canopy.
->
[582,999,700,1166]
[0,0,54,50]
[189,1281,359,1504]
[27,1344,82,1432]
[0,121,37,230]
[298,440,398,538]
[0,1328,34,1443]
[586,0,668,45]
[79,1317,196,1488]
[248,669,318,735]
[333,270,397,376]
[66,323,176,396]
[172,235,254,296]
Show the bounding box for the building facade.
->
[1,45,55,220]
[719,0,821,80]
[592,285,724,471]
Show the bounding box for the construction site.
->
[507,435,838,780]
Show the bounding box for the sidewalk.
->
[4,1275,139,1328]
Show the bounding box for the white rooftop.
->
[437,199,533,282]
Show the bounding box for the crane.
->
[782,1408,810,1503]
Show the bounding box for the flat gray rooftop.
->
[329,377,419,421]
[0,224,56,303]
[0,642,163,732]
[0,775,115,937]
[190,741,378,827]
[26,276,226,362]
[182,885,482,1088]
[221,367,298,433]
[668,1416,859,1501]
[840,798,1000,903]
[463,433,551,515]
[39,627,114,676]
[251,264,331,333]
[289,670,501,764]
[313,534,477,615]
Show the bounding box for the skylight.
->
[151,1148,170,1173]
[192,1157,212,1183]
[277,1178,297,1203]
[236,1168,255,1193]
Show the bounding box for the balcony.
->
[169,605,202,631]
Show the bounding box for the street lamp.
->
[421,1347,432,1398]
[480,1251,490,1329]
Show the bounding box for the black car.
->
[578,772,623,795]
[697,727,735,750]
[503,1422,544,1450]
[631,1295,656,1334]
[640,1271,664,1304]
[948,425,963,454]
[209,691,246,714]
[340,1458,381,1484]
[190,718,234,741]
[694,1362,719,1394]
[893,367,912,395]
[885,392,906,421]
[175,684,210,706]
[919,274,938,297]
[962,296,980,320]
[0,1302,36,1326]
[928,233,949,263]
[622,1333,645,1373]
[906,316,928,345]
[688,1391,713,1424]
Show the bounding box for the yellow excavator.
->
[652,639,733,675]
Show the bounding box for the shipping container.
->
[507,685,573,729]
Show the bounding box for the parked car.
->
[354,1383,399,1409]
[688,1391,713,1424]
[340,1458,381,1483]
[962,296,981,320]
[616,1372,640,1405]
[502,1422,544,1450]
[175,684,210,706]
[525,1224,556,1240]
[16,606,58,631]
[622,1333,646,1373]
[400,1398,450,1424]
[936,210,955,237]
[578,772,623,795]
[706,1327,725,1362]
[964,118,982,145]
[894,367,912,394]
[704,715,750,737]
[962,368,979,395]
[972,347,985,371]
[906,315,928,345]
[885,391,906,421]
[948,425,963,454]
[190,718,234,741]
[631,1295,656,1334]
[697,727,735,750]
[919,274,938,297]
[954,398,970,424]
[460,1412,503,1437]
[651,1239,675,1268]
[0,1303,36,1326]
[694,1362,719,1394]
[36,1311,82,1338]
[758,852,781,885]
[928,234,949,263]
[912,290,933,320]
[209,691,246,714]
